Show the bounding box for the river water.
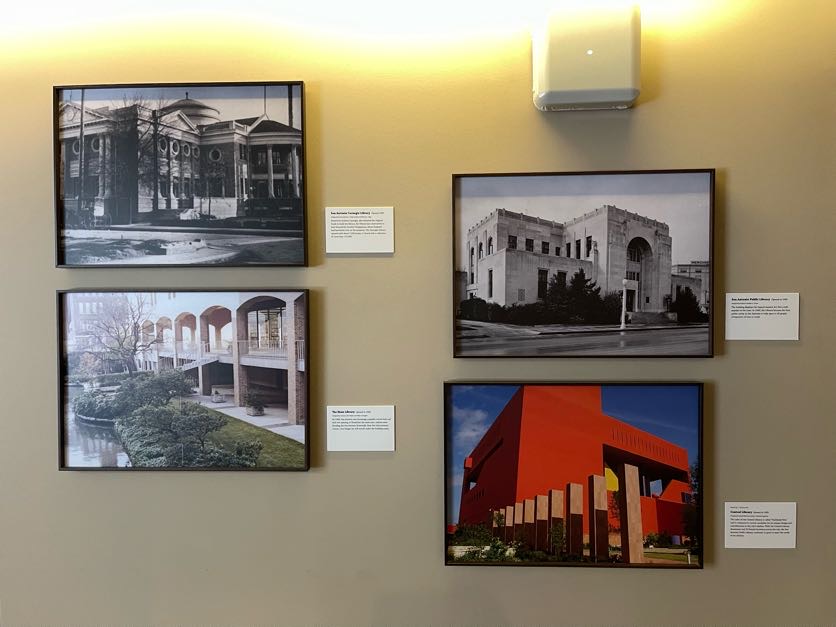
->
[64,386,130,468]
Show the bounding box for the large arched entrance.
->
[626,237,654,312]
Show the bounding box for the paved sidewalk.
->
[193,394,305,444]
[459,319,708,337]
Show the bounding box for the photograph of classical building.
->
[60,290,308,470]
[445,383,702,567]
[55,82,306,266]
[453,171,713,357]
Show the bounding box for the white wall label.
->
[326,405,395,452]
[325,207,394,254]
[724,502,797,549]
[725,293,799,340]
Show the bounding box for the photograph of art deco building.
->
[462,205,680,315]
[446,384,701,567]
[454,171,712,357]
[55,83,305,266]
[61,290,308,470]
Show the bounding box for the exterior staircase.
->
[175,354,219,371]
[629,311,677,325]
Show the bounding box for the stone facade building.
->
[464,206,685,315]
[673,260,710,312]
[57,95,303,225]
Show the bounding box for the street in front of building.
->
[62,226,303,265]
[456,320,710,356]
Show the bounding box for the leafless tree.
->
[89,294,159,374]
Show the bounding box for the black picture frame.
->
[57,289,310,471]
[452,169,715,357]
[54,81,307,267]
[444,381,704,568]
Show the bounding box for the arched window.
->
[478,242,483,259]
[487,237,493,255]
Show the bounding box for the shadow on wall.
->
[533,33,664,162]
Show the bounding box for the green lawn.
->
[644,551,700,565]
[205,409,306,469]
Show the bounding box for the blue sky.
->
[447,384,700,524]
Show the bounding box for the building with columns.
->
[65,291,307,426]
[463,206,679,316]
[57,92,303,225]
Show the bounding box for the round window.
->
[209,148,222,162]
[182,143,191,157]
[193,146,200,157]
[90,136,101,152]
[158,137,168,153]
[170,139,180,156]
[71,139,80,154]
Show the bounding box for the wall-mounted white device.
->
[532,4,641,111]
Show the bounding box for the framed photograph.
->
[58,289,309,470]
[444,382,703,568]
[54,82,306,267]
[453,170,714,357]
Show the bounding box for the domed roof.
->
[162,97,221,124]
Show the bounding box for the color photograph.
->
[445,382,702,567]
[453,170,713,357]
[59,290,309,470]
[55,82,306,266]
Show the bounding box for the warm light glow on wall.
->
[1,0,752,63]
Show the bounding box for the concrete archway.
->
[626,237,654,312]
[199,306,232,353]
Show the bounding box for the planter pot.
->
[246,406,265,416]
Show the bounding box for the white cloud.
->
[452,406,490,451]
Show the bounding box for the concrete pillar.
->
[490,510,501,538]
[566,482,584,558]
[233,307,248,407]
[292,145,300,198]
[617,463,644,564]
[513,501,524,544]
[103,134,112,200]
[548,488,565,555]
[167,143,174,209]
[266,146,275,198]
[523,499,536,549]
[59,141,66,199]
[199,316,210,353]
[198,364,212,395]
[503,505,514,543]
[588,474,609,563]
[535,494,549,552]
[285,294,306,425]
[214,326,223,350]
[97,135,105,201]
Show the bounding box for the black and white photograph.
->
[54,82,306,266]
[453,170,714,357]
[58,289,309,470]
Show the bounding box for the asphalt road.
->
[456,326,711,356]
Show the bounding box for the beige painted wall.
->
[0,1,834,624]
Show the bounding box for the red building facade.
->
[458,386,693,544]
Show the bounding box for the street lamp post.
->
[620,278,628,330]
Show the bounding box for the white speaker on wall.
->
[532,4,641,111]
